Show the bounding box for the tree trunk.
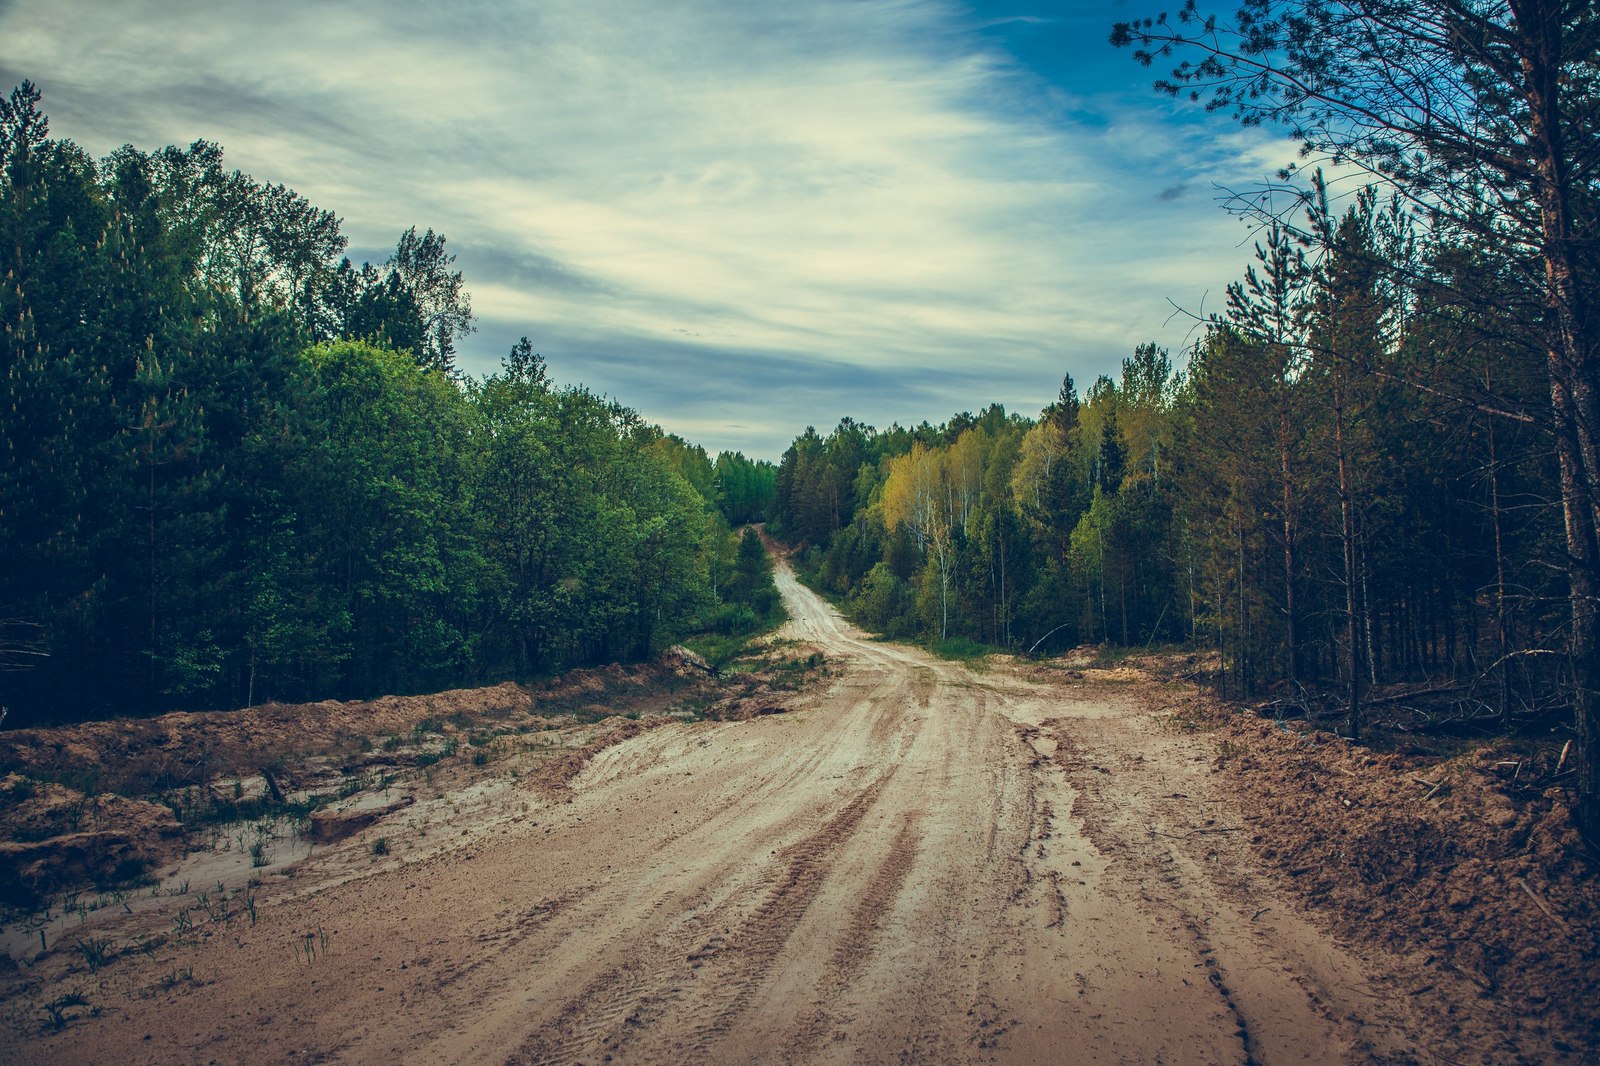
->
[1488,403,1513,723]
[1521,2,1600,833]
[1333,353,1364,740]
[1278,369,1298,687]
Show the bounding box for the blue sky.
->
[0,0,1290,459]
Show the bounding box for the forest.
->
[0,82,778,728]
[775,258,1563,710]
[774,147,1587,771]
[773,187,1566,705]
[774,0,1600,831]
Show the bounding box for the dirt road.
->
[10,559,1456,1063]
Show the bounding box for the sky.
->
[0,0,1295,459]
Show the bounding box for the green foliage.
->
[851,563,918,637]
[0,86,732,725]
[713,452,778,524]
[683,527,787,670]
[769,223,1566,718]
[929,636,996,663]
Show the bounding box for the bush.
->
[931,636,993,662]
[702,602,760,635]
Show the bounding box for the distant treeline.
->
[0,83,775,726]
[774,185,1569,737]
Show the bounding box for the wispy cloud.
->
[0,0,1287,457]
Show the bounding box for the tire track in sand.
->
[675,776,893,1059]
[778,813,922,1059]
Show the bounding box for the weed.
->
[40,992,88,1032]
[1216,738,1249,764]
[241,888,258,925]
[370,837,390,856]
[471,751,490,767]
[293,926,330,965]
[197,888,233,924]
[75,936,115,972]
[250,841,269,867]
[336,774,371,800]
[159,965,194,989]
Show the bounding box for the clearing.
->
[1,556,1596,1063]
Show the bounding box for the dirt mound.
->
[660,644,713,676]
[1213,711,1600,1050]
[1078,665,1149,683]
[0,776,182,906]
[0,681,535,796]
[701,694,791,721]
[0,659,722,906]
[526,717,665,796]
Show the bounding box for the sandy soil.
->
[2,558,1595,1063]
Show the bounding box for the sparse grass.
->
[40,992,88,1032]
[415,738,457,768]
[1090,644,1138,666]
[293,926,330,965]
[159,965,194,989]
[671,692,721,717]
[74,935,115,972]
[162,787,315,833]
[683,611,788,673]
[766,652,826,691]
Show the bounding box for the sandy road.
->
[14,558,1426,1064]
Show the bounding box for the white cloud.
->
[0,0,1292,456]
